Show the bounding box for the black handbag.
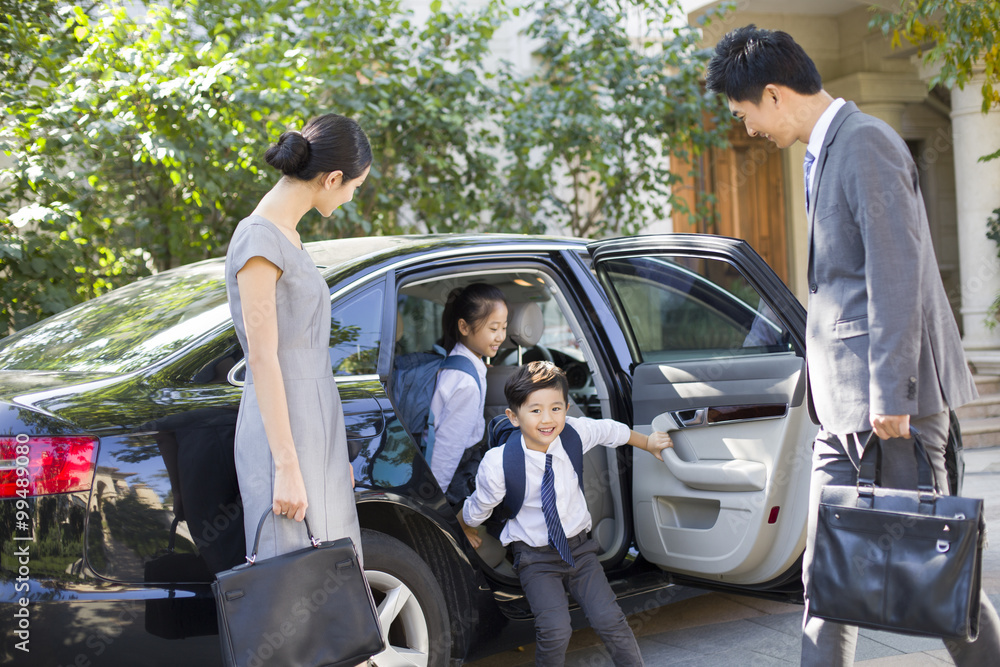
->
[212,510,384,667]
[808,427,986,640]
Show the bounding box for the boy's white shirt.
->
[462,416,631,546]
[428,342,488,491]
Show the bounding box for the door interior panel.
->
[632,354,816,584]
[632,355,805,422]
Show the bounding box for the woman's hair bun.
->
[264,131,311,176]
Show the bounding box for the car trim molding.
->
[329,242,583,302]
[227,363,379,388]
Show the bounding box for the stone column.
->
[951,70,1000,368]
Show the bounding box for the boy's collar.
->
[520,434,565,456]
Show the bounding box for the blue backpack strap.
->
[502,431,526,519]
[561,423,584,494]
[487,414,516,449]
[440,354,481,391]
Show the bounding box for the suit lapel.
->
[807,101,859,279]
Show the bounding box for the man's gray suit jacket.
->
[805,101,977,435]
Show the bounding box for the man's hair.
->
[705,24,822,103]
[504,361,569,411]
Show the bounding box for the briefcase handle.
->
[857,426,941,512]
[246,508,321,564]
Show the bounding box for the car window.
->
[0,263,230,373]
[601,256,795,362]
[397,274,602,418]
[330,285,383,375]
[395,293,441,355]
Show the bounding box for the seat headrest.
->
[504,302,544,348]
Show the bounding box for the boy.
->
[459,361,672,666]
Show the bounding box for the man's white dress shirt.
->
[805,97,847,209]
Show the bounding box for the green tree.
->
[871,0,1000,160]
[1,0,507,332]
[1,0,729,333]
[498,0,731,237]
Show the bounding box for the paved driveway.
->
[467,446,1000,666]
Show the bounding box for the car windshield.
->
[0,261,232,373]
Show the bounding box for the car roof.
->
[306,233,586,267]
[164,233,587,282]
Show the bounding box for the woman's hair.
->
[441,283,507,352]
[264,113,372,181]
[705,24,822,103]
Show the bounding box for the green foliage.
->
[0,0,506,332]
[1,0,728,333]
[871,1,1000,150]
[985,207,1000,329]
[500,0,731,238]
[873,3,1000,323]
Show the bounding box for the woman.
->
[224,113,371,561]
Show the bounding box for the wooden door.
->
[672,126,789,285]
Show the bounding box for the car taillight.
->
[0,435,98,498]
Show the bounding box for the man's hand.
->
[870,413,911,440]
[645,431,674,461]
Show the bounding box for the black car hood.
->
[0,369,121,403]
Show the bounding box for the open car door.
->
[589,235,818,590]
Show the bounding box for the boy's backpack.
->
[390,345,481,461]
[485,414,584,521]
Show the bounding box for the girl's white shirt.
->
[428,341,488,491]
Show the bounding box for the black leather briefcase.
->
[808,428,985,640]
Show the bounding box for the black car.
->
[1,233,819,665]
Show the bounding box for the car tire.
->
[362,528,452,666]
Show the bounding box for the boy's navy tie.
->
[541,453,574,566]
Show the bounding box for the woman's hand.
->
[272,464,309,522]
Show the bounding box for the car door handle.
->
[671,408,708,428]
[667,404,788,429]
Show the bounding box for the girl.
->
[224,113,370,562]
[429,283,508,501]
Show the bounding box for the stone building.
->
[683,0,1000,375]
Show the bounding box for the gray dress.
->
[224,215,361,562]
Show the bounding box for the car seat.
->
[484,301,545,419]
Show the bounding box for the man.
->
[705,25,1000,666]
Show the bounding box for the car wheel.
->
[362,529,452,667]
